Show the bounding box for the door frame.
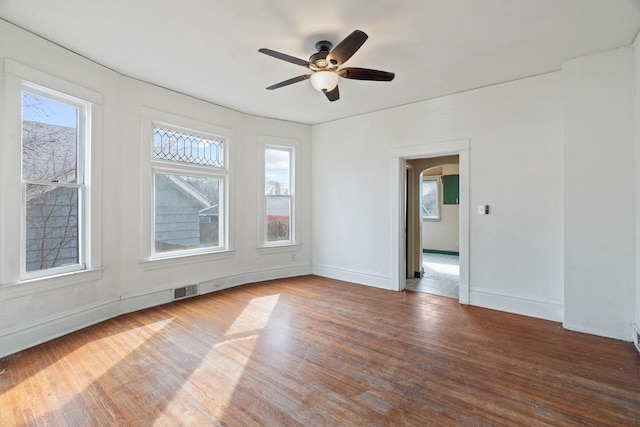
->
[390,139,470,304]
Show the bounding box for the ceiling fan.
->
[259,30,395,102]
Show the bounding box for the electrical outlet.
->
[291,253,296,262]
[200,280,221,293]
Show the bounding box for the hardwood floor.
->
[1,275,639,426]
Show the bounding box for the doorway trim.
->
[390,139,470,304]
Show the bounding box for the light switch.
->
[477,205,490,215]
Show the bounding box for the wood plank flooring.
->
[1,275,639,426]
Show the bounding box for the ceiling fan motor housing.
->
[310,41,336,70]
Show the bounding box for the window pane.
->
[154,173,222,253]
[265,148,290,195]
[422,179,439,218]
[153,127,224,167]
[266,196,290,242]
[22,92,78,183]
[25,184,79,271]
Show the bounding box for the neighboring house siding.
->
[25,185,79,271]
[155,174,209,250]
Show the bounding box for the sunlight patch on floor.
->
[163,293,280,420]
[425,261,459,275]
[225,294,280,337]
[169,335,260,422]
[165,295,282,421]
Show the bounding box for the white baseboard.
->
[0,265,312,359]
[0,299,120,359]
[120,287,173,314]
[469,289,563,322]
[198,265,313,294]
[1,264,578,360]
[242,264,313,286]
[311,265,392,290]
[562,321,633,342]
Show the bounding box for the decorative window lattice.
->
[153,127,224,167]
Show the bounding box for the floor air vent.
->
[174,284,198,300]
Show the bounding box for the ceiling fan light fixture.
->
[259,30,393,102]
[310,71,339,92]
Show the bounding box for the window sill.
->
[2,268,104,299]
[256,243,301,254]
[139,249,235,271]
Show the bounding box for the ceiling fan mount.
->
[314,40,333,53]
[259,30,395,102]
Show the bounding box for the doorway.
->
[406,160,460,299]
[390,139,469,304]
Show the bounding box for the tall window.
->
[265,147,293,245]
[152,125,226,256]
[22,88,88,276]
[421,177,440,220]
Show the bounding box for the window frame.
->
[421,176,441,221]
[259,136,299,249]
[1,59,103,286]
[140,108,233,263]
[20,85,90,279]
[264,145,294,246]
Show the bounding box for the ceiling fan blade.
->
[338,67,395,81]
[266,75,311,90]
[259,48,310,68]
[324,85,339,102]
[327,30,368,65]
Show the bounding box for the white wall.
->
[563,47,635,341]
[313,71,565,321]
[0,20,312,357]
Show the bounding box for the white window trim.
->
[259,136,299,249]
[20,84,89,279]
[140,107,234,263]
[1,59,103,286]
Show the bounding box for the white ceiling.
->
[1,0,639,125]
